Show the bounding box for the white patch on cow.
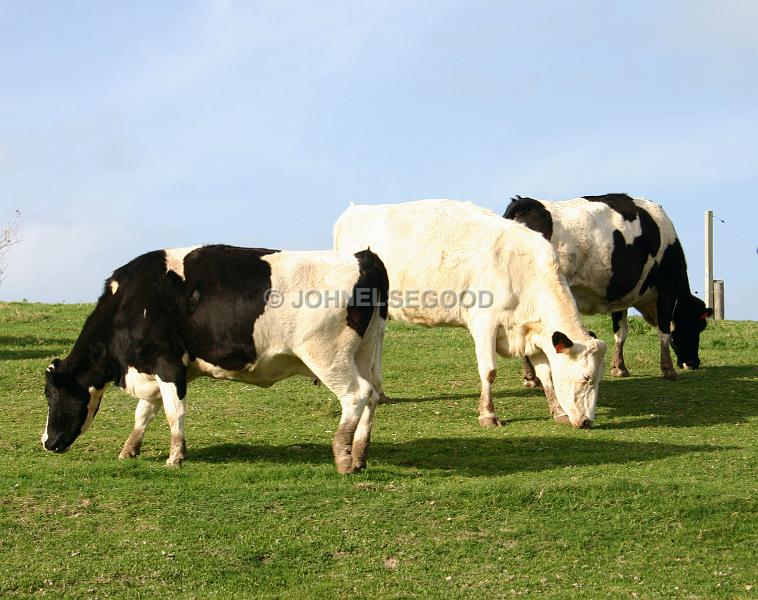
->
[164,246,200,280]
[181,352,190,367]
[110,280,119,295]
[40,414,49,446]
[80,387,104,434]
[143,308,147,319]
[542,197,679,313]
[124,367,161,400]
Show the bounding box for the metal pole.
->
[705,210,714,310]
[713,280,725,320]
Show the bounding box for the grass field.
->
[1,302,756,599]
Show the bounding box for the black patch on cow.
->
[584,195,662,302]
[639,261,659,296]
[347,249,389,337]
[503,196,553,241]
[181,245,279,371]
[611,311,624,334]
[583,193,639,221]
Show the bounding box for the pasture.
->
[1,302,756,599]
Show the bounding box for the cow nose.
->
[44,435,65,453]
[579,419,593,429]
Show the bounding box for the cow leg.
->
[611,310,631,377]
[119,397,162,459]
[470,320,502,427]
[301,346,377,474]
[530,351,570,424]
[658,330,678,380]
[654,294,678,380]
[332,375,375,474]
[351,392,379,472]
[521,355,543,388]
[350,320,384,471]
[156,375,188,467]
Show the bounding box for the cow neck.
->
[63,301,114,390]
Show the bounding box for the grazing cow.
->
[334,200,607,429]
[42,245,388,474]
[504,194,712,383]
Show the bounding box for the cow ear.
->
[701,308,714,320]
[552,331,574,353]
[46,359,67,386]
[46,358,62,375]
[588,331,597,339]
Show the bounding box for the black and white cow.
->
[504,194,712,382]
[42,245,389,474]
[335,200,607,429]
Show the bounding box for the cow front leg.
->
[119,397,162,459]
[470,320,502,427]
[658,330,678,380]
[611,310,630,377]
[521,355,543,388]
[157,376,187,467]
[530,351,569,424]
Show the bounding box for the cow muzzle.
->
[43,435,71,453]
[679,359,700,370]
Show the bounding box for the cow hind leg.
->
[332,376,376,474]
[470,320,502,427]
[350,322,384,471]
[611,310,631,377]
[301,346,377,474]
[119,397,162,459]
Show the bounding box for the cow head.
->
[532,331,607,428]
[41,359,103,453]
[671,295,713,370]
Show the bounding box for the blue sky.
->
[1,0,756,319]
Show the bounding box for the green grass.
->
[1,302,756,599]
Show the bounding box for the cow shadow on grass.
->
[189,437,729,477]
[381,387,544,405]
[591,364,758,429]
[0,336,76,360]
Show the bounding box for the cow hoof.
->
[662,369,678,380]
[611,367,630,378]
[553,415,571,425]
[165,456,184,467]
[523,379,542,389]
[478,415,503,428]
[378,393,392,404]
[118,449,139,459]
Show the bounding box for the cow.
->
[504,193,712,384]
[41,244,389,474]
[334,199,607,429]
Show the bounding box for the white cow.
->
[334,200,607,429]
